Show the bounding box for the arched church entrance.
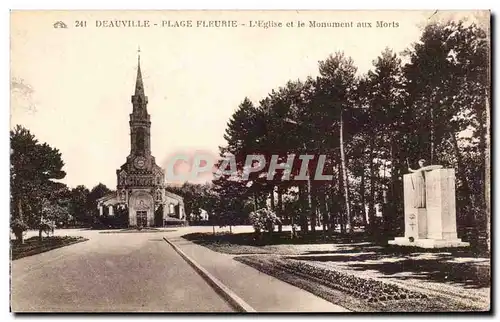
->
[128,191,154,227]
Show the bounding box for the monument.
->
[389,159,469,248]
[96,53,186,227]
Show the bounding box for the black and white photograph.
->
[9,9,491,313]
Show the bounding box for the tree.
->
[212,175,249,228]
[212,19,489,246]
[167,182,218,222]
[39,198,67,240]
[403,21,489,248]
[361,48,406,236]
[317,52,358,234]
[70,185,90,225]
[87,183,111,226]
[10,125,66,243]
[249,208,282,240]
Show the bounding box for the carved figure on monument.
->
[408,159,443,208]
[389,161,470,248]
[120,189,126,201]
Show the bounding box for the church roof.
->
[97,190,184,206]
[135,54,145,97]
[97,193,115,202]
[97,193,119,206]
[164,190,184,203]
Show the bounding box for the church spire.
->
[129,47,151,157]
[135,47,145,97]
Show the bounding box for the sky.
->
[10,10,488,189]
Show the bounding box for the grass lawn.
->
[10,236,88,260]
[99,228,177,234]
[182,231,485,256]
[184,231,490,312]
[182,231,371,255]
[235,255,488,312]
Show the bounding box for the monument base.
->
[388,237,470,248]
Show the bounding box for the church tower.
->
[115,53,166,227]
[129,55,151,159]
[97,53,186,228]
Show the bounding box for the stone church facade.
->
[97,56,185,227]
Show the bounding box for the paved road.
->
[11,230,234,312]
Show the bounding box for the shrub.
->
[249,208,282,233]
[11,218,29,241]
[38,219,55,237]
[237,256,428,303]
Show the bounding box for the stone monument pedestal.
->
[389,168,469,249]
[389,237,469,248]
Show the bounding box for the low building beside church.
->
[97,55,186,227]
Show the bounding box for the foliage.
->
[70,185,90,225]
[234,255,486,312]
[168,182,215,219]
[249,208,282,233]
[10,125,67,234]
[10,218,29,241]
[11,236,88,260]
[9,125,116,230]
[168,182,248,227]
[211,19,489,250]
[38,218,55,237]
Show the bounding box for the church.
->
[97,55,186,227]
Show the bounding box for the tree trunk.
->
[17,198,24,244]
[339,108,351,233]
[309,180,316,233]
[328,181,335,234]
[381,158,388,233]
[450,131,475,224]
[299,184,308,233]
[368,137,376,235]
[388,140,397,233]
[325,192,331,233]
[430,104,435,164]
[39,209,44,242]
[277,186,283,232]
[475,95,487,251]
[360,165,366,228]
[302,149,314,233]
[321,189,328,233]
[485,91,491,253]
[337,162,346,234]
[270,186,275,210]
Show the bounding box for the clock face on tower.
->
[134,157,146,169]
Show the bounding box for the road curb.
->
[163,237,257,313]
